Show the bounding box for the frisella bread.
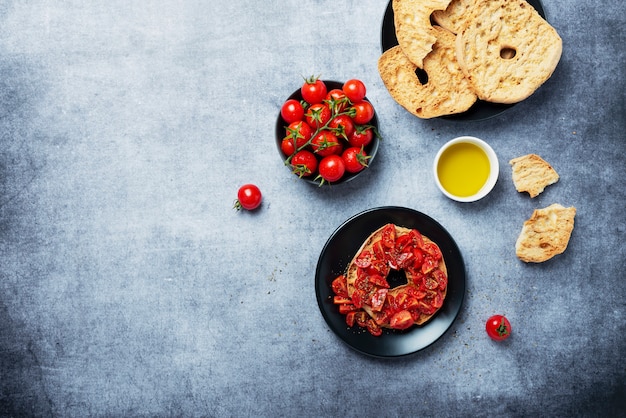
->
[455,0,562,103]
[379,0,562,117]
[378,27,477,119]
[331,224,448,336]
[515,204,576,263]
[510,154,560,198]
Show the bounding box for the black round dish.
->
[275,80,380,186]
[315,206,466,357]
[380,0,546,121]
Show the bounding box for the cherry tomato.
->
[280,99,304,124]
[342,79,367,103]
[280,137,296,156]
[389,310,414,330]
[328,114,355,140]
[234,184,262,211]
[486,315,512,341]
[284,121,312,149]
[290,150,317,177]
[301,76,327,104]
[349,125,374,148]
[305,103,331,130]
[351,101,375,125]
[317,155,345,183]
[342,147,369,174]
[325,89,349,113]
[311,130,343,157]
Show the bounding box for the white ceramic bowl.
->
[433,136,499,202]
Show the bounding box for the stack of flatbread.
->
[378,0,562,118]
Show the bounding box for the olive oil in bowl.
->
[434,136,499,202]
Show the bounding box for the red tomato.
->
[301,76,327,104]
[389,310,414,330]
[351,101,375,125]
[280,99,304,124]
[342,79,367,103]
[234,184,262,211]
[305,103,331,130]
[328,114,355,140]
[342,147,369,174]
[366,319,383,336]
[284,121,312,149]
[325,89,349,113]
[331,275,348,297]
[311,130,343,157]
[349,125,374,148]
[290,150,318,177]
[317,155,345,183]
[486,315,512,341]
[280,137,296,156]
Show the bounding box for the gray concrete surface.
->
[1,0,625,417]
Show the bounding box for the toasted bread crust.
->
[455,0,562,103]
[431,0,476,34]
[515,204,576,263]
[510,154,560,198]
[393,0,453,68]
[378,27,477,119]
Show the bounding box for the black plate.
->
[315,207,466,357]
[380,0,546,121]
[275,80,380,186]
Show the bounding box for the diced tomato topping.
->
[394,233,412,252]
[432,269,448,291]
[395,251,414,269]
[409,229,424,248]
[421,242,442,261]
[424,277,439,290]
[355,311,368,327]
[345,311,356,327]
[338,304,359,315]
[389,310,414,330]
[331,275,348,297]
[333,296,352,305]
[422,256,438,274]
[381,224,396,248]
[355,250,372,268]
[366,319,383,336]
[370,288,388,312]
[368,274,390,288]
[351,289,364,308]
[412,248,424,268]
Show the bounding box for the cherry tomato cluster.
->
[279,77,380,186]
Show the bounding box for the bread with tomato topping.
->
[345,224,448,329]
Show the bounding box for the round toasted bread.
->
[455,0,562,104]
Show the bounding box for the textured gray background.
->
[1,0,625,417]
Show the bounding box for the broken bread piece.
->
[510,154,559,198]
[377,27,477,119]
[515,203,576,263]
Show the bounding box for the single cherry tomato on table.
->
[317,154,345,184]
[234,184,262,211]
[280,99,304,124]
[342,79,367,103]
[301,76,327,105]
[486,315,512,341]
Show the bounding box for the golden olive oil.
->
[437,142,490,197]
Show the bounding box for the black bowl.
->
[275,80,380,186]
